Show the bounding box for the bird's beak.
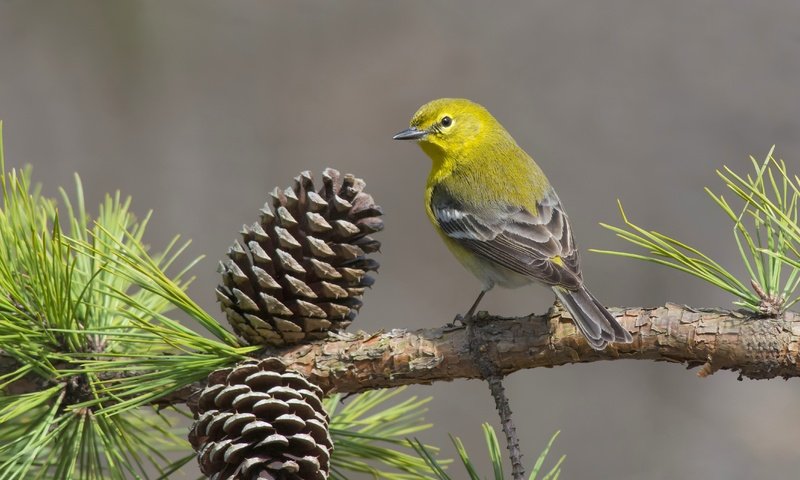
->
[392,127,428,141]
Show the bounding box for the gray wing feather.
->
[432,185,582,289]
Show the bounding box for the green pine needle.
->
[325,387,445,480]
[592,147,800,315]
[410,424,564,480]
[0,125,252,478]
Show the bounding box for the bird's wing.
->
[431,185,582,289]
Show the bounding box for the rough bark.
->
[171,302,800,412]
[4,303,800,411]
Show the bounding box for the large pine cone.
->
[189,358,333,480]
[217,169,382,346]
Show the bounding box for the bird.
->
[393,98,632,350]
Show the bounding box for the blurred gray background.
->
[2,1,800,478]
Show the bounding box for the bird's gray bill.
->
[392,127,428,140]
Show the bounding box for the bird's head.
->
[393,98,502,160]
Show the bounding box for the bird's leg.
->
[463,289,487,322]
[447,289,487,329]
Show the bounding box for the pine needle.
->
[593,147,800,315]
[410,424,563,480]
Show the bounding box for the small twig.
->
[467,314,525,480]
[751,279,785,316]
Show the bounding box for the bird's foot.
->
[549,300,566,317]
[442,313,469,331]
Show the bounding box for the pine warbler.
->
[393,98,632,350]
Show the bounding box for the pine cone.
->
[217,168,382,346]
[189,358,333,480]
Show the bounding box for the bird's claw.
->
[442,313,468,331]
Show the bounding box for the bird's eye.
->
[440,116,452,127]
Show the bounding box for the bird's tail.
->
[552,286,633,350]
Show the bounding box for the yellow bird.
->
[393,98,632,350]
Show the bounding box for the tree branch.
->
[5,303,800,411]
[277,302,800,393]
